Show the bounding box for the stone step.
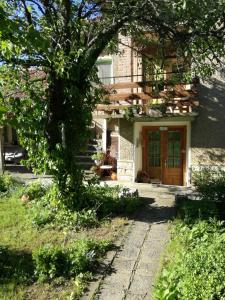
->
[76,161,95,170]
[75,155,95,163]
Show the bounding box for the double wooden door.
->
[142,126,186,186]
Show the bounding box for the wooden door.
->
[142,126,186,186]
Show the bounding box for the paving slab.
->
[82,183,177,300]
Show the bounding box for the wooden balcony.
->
[95,74,199,117]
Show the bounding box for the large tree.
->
[0,0,224,205]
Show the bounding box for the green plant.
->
[177,199,218,224]
[123,107,134,120]
[20,180,47,201]
[78,185,140,217]
[70,272,92,300]
[0,174,15,194]
[0,245,8,277]
[192,167,225,203]
[91,152,105,163]
[33,245,67,282]
[154,195,225,300]
[32,239,111,282]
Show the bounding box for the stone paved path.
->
[82,183,180,300]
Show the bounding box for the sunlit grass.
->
[0,188,128,300]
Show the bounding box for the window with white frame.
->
[97,57,112,84]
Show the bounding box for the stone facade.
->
[96,36,225,185]
[117,119,134,181]
[191,67,225,168]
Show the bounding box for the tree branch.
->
[21,0,33,25]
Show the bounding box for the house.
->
[93,35,225,186]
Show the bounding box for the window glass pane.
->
[167,131,181,168]
[168,131,180,140]
[148,131,161,167]
[168,142,173,156]
[150,131,160,140]
[97,63,112,84]
[174,141,180,156]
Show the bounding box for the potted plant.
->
[91,151,105,166]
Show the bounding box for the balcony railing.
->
[95,73,199,116]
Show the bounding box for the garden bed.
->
[154,168,225,300]
[0,176,140,300]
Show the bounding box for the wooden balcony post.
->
[102,119,107,152]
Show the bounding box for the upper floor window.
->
[97,57,112,84]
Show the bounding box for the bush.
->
[0,245,8,277]
[155,220,225,300]
[192,167,225,202]
[33,239,111,282]
[29,183,140,228]
[177,199,218,223]
[0,174,15,194]
[79,185,140,217]
[20,180,47,201]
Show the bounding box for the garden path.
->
[82,183,186,300]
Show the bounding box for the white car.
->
[4,146,26,164]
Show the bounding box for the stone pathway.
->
[82,183,180,300]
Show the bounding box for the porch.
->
[94,73,199,117]
[92,73,199,186]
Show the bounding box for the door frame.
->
[142,125,187,186]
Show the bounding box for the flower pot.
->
[111,172,117,181]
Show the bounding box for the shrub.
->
[20,180,47,201]
[154,220,225,300]
[32,239,111,282]
[0,174,15,194]
[79,185,140,217]
[192,167,225,202]
[29,183,140,228]
[177,199,218,223]
[0,245,8,277]
[33,245,66,282]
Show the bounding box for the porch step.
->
[75,155,95,163]
[74,135,102,172]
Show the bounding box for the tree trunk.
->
[45,72,64,151]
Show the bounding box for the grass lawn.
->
[0,188,129,300]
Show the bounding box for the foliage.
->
[176,199,218,224]
[192,167,225,203]
[70,272,92,300]
[0,186,126,299]
[0,173,16,195]
[32,239,111,282]
[28,183,140,228]
[76,185,140,217]
[154,219,225,300]
[20,180,47,201]
[154,189,225,300]
[0,245,8,276]
[91,151,105,163]
[0,1,224,202]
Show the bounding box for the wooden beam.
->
[107,93,152,101]
[97,98,199,112]
[105,81,197,91]
[105,81,148,89]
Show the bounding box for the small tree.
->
[0,0,224,207]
